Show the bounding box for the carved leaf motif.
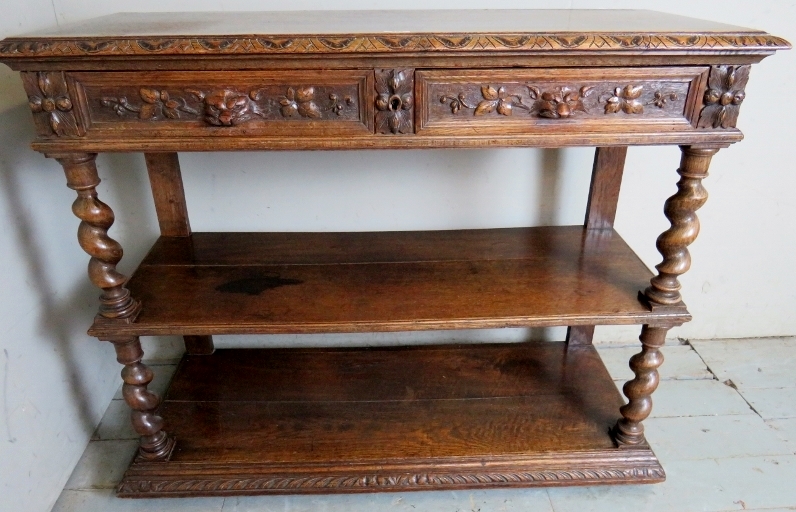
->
[37,73,53,97]
[496,100,512,116]
[280,103,298,117]
[388,115,400,133]
[482,86,499,101]
[297,102,321,118]
[605,98,622,114]
[139,103,156,120]
[296,86,314,102]
[623,85,644,99]
[623,101,644,114]
[140,88,159,104]
[474,100,497,116]
[49,113,61,135]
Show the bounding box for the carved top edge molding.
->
[0,33,790,59]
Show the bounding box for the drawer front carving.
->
[417,68,708,135]
[71,70,373,136]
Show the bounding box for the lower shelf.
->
[118,342,664,497]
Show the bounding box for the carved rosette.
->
[604,85,644,114]
[645,147,718,306]
[375,69,414,134]
[22,72,82,137]
[118,465,665,495]
[279,86,321,118]
[530,85,592,118]
[698,65,750,129]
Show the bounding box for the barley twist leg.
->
[110,336,175,461]
[614,325,668,446]
[55,153,140,319]
[644,146,718,306]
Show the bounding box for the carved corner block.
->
[21,71,84,137]
[375,69,414,134]
[698,65,750,129]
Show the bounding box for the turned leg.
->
[54,153,172,459]
[614,325,668,446]
[54,153,141,320]
[644,146,718,306]
[109,336,175,461]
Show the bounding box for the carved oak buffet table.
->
[0,10,788,498]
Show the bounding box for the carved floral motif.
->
[698,65,750,129]
[25,72,79,136]
[375,69,414,134]
[102,88,200,120]
[529,85,592,118]
[99,85,353,125]
[279,86,321,118]
[604,85,644,114]
[475,86,529,116]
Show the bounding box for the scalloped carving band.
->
[119,466,666,495]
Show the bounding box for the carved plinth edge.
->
[117,464,665,497]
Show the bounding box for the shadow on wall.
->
[0,102,103,437]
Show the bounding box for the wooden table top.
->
[1,9,788,61]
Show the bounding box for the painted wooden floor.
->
[52,337,796,512]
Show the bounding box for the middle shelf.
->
[89,226,690,337]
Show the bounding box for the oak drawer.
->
[69,70,374,137]
[416,67,709,135]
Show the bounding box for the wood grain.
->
[88,227,691,337]
[585,147,628,230]
[144,153,190,237]
[115,342,664,496]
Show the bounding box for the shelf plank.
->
[90,227,689,337]
[118,343,664,497]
